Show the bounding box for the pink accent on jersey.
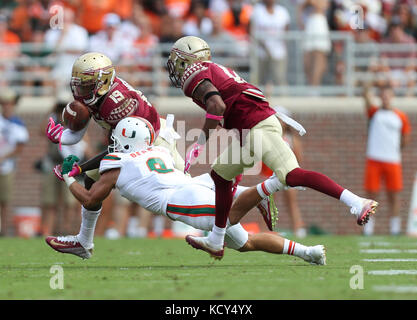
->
[85,77,161,135]
[181,61,275,133]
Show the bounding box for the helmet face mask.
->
[109,116,155,154]
[167,36,211,88]
[71,53,115,105]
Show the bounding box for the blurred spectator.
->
[381,16,416,95]
[143,0,168,37]
[44,7,88,89]
[251,0,290,87]
[37,93,93,235]
[221,0,252,40]
[165,0,191,19]
[362,84,411,235]
[78,0,117,35]
[113,0,133,21]
[204,14,239,56]
[0,88,28,236]
[183,0,212,37]
[301,0,331,88]
[209,0,229,14]
[89,13,131,63]
[160,14,185,44]
[0,14,20,88]
[261,106,306,237]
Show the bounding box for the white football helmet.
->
[167,36,211,88]
[109,116,155,153]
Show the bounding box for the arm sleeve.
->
[99,154,123,174]
[60,126,88,145]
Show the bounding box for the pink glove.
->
[46,117,63,144]
[232,174,243,196]
[184,142,204,174]
[53,163,82,181]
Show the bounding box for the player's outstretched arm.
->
[62,156,119,209]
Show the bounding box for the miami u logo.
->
[122,128,136,138]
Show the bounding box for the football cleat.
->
[45,235,93,259]
[304,245,326,265]
[185,235,224,260]
[355,199,378,226]
[256,194,279,231]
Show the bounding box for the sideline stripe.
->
[373,285,417,293]
[363,258,417,262]
[360,249,417,254]
[359,242,417,247]
[368,270,417,275]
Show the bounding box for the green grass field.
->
[1,235,417,300]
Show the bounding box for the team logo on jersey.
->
[122,128,136,138]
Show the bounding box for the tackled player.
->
[46,117,326,265]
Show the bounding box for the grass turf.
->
[1,235,417,300]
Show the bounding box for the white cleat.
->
[304,245,326,265]
[352,199,378,226]
[45,235,93,260]
[185,235,224,260]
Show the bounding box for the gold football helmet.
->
[70,52,115,105]
[167,36,211,88]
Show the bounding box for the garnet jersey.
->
[83,77,161,134]
[99,146,191,215]
[181,61,276,131]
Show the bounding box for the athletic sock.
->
[207,225,226,249]
[282,239,308,260]
[256,175,282,198]
[340,189,364,214]
[286,168,344,199]
[390,217,401,235]
[77,206,101,249]
[210,170,234,228]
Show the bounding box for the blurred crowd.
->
[0,0,417,94]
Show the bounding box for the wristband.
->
[63,174,76,187]
[206,113,224,121]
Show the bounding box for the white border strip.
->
[368,270,417,275]
[363,258,417,262]
[373,285,417,293]
[361,249,417,253]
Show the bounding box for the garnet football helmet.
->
[70,52,115,106]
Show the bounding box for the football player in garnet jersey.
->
[167,36,378,259]
[45,53,183,250]
[46,117,326,265]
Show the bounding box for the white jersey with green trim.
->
[99,146,192,215]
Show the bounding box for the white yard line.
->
[359,242,417,247]
[360,249,417,254]
[368,270,417,275]
[373,285,417,293]
[363,258,417,262]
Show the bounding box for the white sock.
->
[234,185,249,199]
[363,217,375,236]
[256,176,282,198]
[340,189,363,214]
[207,225,226,248]
[282,239,308,260]
[390,217,401,235]
[77,206,101,249]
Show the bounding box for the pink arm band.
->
[206,113,224,121]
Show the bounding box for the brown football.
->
[62,100,90,131]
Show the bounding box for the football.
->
[62,100,90,131]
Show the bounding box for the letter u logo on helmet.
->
[122,128,136,138]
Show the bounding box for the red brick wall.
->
[9,110,417,235]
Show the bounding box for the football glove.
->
[184,142,204,174]
[46,117,63,144]
[61,155,80,176]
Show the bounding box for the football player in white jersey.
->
[45,117,326,265]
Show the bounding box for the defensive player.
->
[45,52,184,245]
[46,117,326,265]
[167,36,378,258]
